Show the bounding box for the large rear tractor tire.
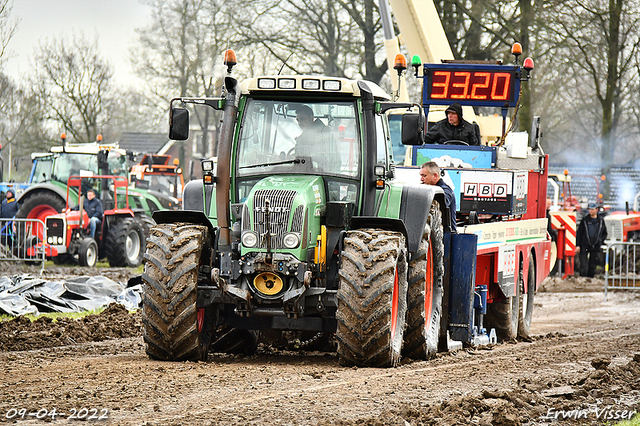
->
[518,255,536,339]
[403,201,445,360]
[16,191,66,240]
[105,217,146,267]
[136,213,156,235]
[141,223,208,361]
[336,229,408,367]
[16,191,66,220]
[486,261,521,342]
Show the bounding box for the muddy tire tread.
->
[403,202,445,360]
[336,229,408,367]
[141,223,206,361]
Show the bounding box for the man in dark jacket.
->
[420,161,457,232]
[576,202,608,277]
[73,189,103,239]
[0,190,19,219]
[425,102,480,146]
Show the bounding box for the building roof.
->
[118,132,170,155]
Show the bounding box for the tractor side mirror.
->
[401,113,425,146]
[169,108,190,141]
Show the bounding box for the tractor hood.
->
[240,175,325,259]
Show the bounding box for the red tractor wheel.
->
[16,192,65,240]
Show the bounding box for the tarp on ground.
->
[0,275,142,316]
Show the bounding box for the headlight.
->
[241,231,258,248]
[201,160,214,172]
[57,236,63,244]
[47,237,53,244]
[282,233,300,249]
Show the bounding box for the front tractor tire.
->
[141,223,208,361]
[403,201,445,360]
[336,229,408,367]
[78,238,98,267]
[105,217,146,267]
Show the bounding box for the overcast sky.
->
[4,0,152,87]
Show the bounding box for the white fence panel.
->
[0,218,46,274]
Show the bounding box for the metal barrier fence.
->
[604,241,640,300]
[0,218,47,274]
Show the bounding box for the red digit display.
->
[451,72,470,99]
[431,71,450,99]
[428,68,514,103]
[470,72,490,99]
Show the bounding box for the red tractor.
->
[42,175,151,267]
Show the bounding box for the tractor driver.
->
[73,188,103,239]
[293,105,326,155]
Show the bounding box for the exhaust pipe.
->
[215,76,239,249]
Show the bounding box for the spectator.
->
[575,202,607,277]
[0,190,18,219]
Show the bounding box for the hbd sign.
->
[463,182,508,199]
[456,170,528,215]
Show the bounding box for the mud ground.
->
[1,268,639,425]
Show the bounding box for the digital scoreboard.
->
[423,63,521,108]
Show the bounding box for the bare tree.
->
[336,0,387,82]
[232,0,388,83]
[234,0,359,77]
[0,0,18,69]
[32,33,116,143]
[0,74,56,179]
[132,0,239,159]
[434,0,547,134]
[546,0,640,196]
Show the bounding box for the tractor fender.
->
[350,185,447,255]
[350,216,408,246]
[107,211,135,219]
[17,183,66,204]
[398,184,437,253]
[399,184,448,254]
[152,210,217,241]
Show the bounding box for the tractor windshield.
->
[236,99,360,179]
[52,152,127,185]
[31,155,54,183]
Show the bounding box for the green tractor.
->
[142,53,449,367]
[16,137,177,238]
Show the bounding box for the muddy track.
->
[1,288,639,425]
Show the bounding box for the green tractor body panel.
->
[239,175,325,259]
[375,182,403,219]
